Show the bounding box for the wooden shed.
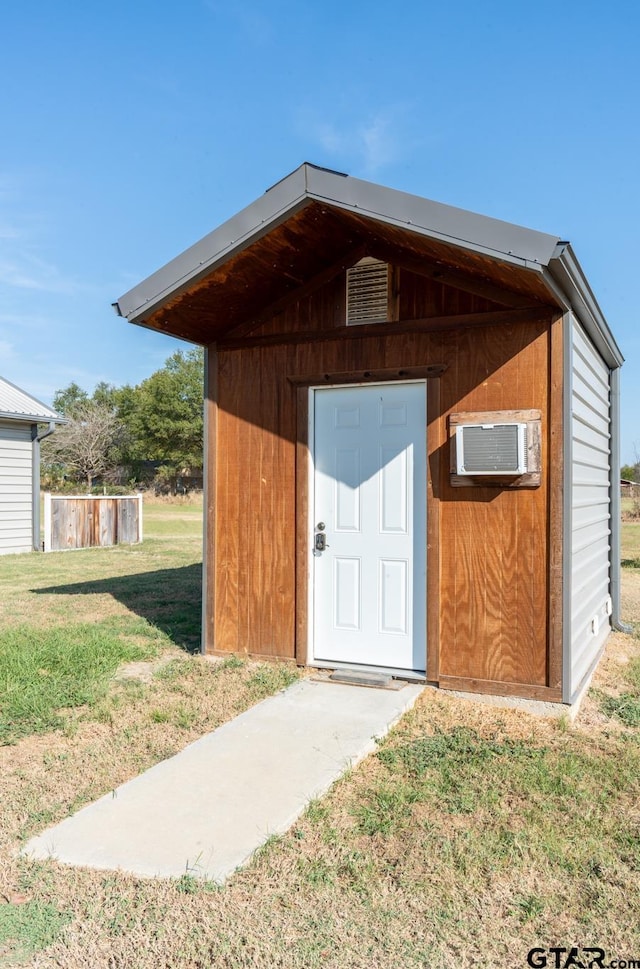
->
[0,375,65,554]
[115,164,624,704]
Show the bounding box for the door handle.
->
[315,532,329,552]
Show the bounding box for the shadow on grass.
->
[34,565,202,654]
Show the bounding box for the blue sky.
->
[1,0,639,459]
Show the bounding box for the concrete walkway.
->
[23,679,423,883]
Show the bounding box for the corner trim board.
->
[548,313,564,690]
[295,386,310,666]
[426,378,441,682]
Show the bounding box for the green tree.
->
[47,348,204,491]
[91,381,121,412]
[621,463,638,482]
[127,348,204,486]
[53,382,90,418]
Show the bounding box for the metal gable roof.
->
[0,375,65,424]
[114,163,623,368]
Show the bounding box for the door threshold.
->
[310,669,417,691]
[310,660,427,684]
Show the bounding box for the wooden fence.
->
[43,494,143,552]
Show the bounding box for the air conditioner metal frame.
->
[449,409,542,489]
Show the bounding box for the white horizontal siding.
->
[0,474,32,489]
[572,464,610,488]
[569,318,612,699]
[571,501,609,532]
[0,420,34,440]
[0,422,33,554]
[572,377,609,423]
[0,542,33,555]
[0,454,34,469]
[0,506,32,520]
[571,518,610,557]
[572,423,609,457]
[0,438,33,452]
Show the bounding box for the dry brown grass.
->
[2,629,638,969]
[1,506,639,967]
[141,492,204,506]
[2,640,637,968]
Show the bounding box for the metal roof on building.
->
[0,375,65,424]
[114,162,623,369]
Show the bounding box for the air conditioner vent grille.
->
[346,258,389,325]
[458,423,528,474]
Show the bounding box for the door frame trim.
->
[297,377,434,674]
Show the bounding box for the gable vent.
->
[346,257,389,325]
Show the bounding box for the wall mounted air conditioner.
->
[455,422,528,476]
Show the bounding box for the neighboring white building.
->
[0,376,65,555]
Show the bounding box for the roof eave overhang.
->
[543,243,623,369]
[0,374,67,424]
[114,169,312,325]
[302,165,559,269]
[0,411,67,424]
[114,163,562,327]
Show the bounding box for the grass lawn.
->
[0,499,639,967]
[622,520,640,565]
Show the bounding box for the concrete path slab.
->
[23,679,423,883]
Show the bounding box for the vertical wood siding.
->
[437,322,550,688]
[0,421,33,555]
[569,317,612,698]
[209,268,557,695]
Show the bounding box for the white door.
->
[311,382,426,673]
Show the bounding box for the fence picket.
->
[43,495,143,552]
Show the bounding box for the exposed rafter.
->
[367,242,542,309]
[224,245,367,340]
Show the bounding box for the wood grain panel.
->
[48,497,140,551]
[219,307,543,351]
[334,210,557,307]
[245,349,264,649]
[215,345,296,657]
[438,675,562,703]
[226,247,365,339]
[522,326,550,684]
[374,246,541,309]
[211,264,556,698]
[202,345,217,654]
[426,375,442,682]
[140,201,559,344]
[244,349,263,649]
[215,350,240,652]
[270,346,296,654]
[438,319,551,686]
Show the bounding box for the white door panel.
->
[312,383,426,672]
